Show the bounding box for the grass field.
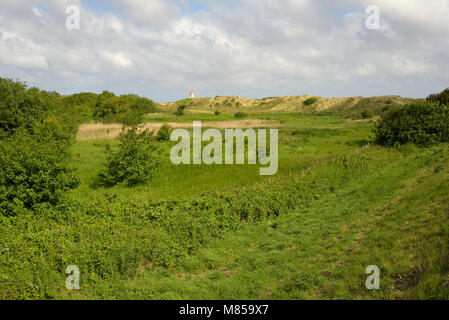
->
[1,111,448,300]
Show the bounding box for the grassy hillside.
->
[157,95,418,116]
[1,112,448,299]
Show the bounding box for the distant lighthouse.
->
[189,90,195,99]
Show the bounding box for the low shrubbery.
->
[0,146,394,298]
[375,101,449,146]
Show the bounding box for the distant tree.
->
[96,96,132,123]
[94,90,115,118]
[61,92,98,124]
[120,94,157,115]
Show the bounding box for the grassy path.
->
[109,146,449,300]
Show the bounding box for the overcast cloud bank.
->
[1,0,448,101]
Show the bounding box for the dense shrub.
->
[361,110,374,119]
[120,94,157,115]
[0,78,80,217]
[94,93,156,125]
[94,90,115,117]
[303,97,318,106]
[98,127,159,187]
[375,101,449,146]
[156,123,172,141]
[95,96,133,123]
[427,88,449,105]
[0,78,57,136]
[0,132,79,216]
[61,92,98,124]
[174,105,186,116]
[214,110,221,115]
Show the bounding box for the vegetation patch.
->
[375,100,449,146]
[303,97,318,106]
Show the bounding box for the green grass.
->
[1,113,448,300]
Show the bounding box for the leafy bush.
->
[361,110,374,119]
[303,97,318,106]
[120,94,157,115]
[174,105,186,116]
[94,94,156,125]
[156,123,172,141]
[0,78,80,217]
[61,92,98,124]
[375,101,449,146]
[98,127,159,187]
[214,110,221,115]
[95,96,131,123]
[427,88,449,105]
[0,132,79,216]
[234,112,247,118]
[0,78,57,136]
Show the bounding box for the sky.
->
[1,0,449,102]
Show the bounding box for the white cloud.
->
[0,0,448,100]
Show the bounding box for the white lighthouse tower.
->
[189,89,195,99]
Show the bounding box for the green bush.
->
[214,110,221,115]
[120,94,157,115]
[94,94,156,125]
[0,78,57,136]
[361,110,374,119]
[427,88,449,105]
[174,105,186,116]
[303,97,318,106]
[0,133,79,216]
[98,127,159,187]
[0,78,79,217]
[61,92,98,124]
[375,101,449,146]
[234,112,247,118]
[156,123,172,141]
